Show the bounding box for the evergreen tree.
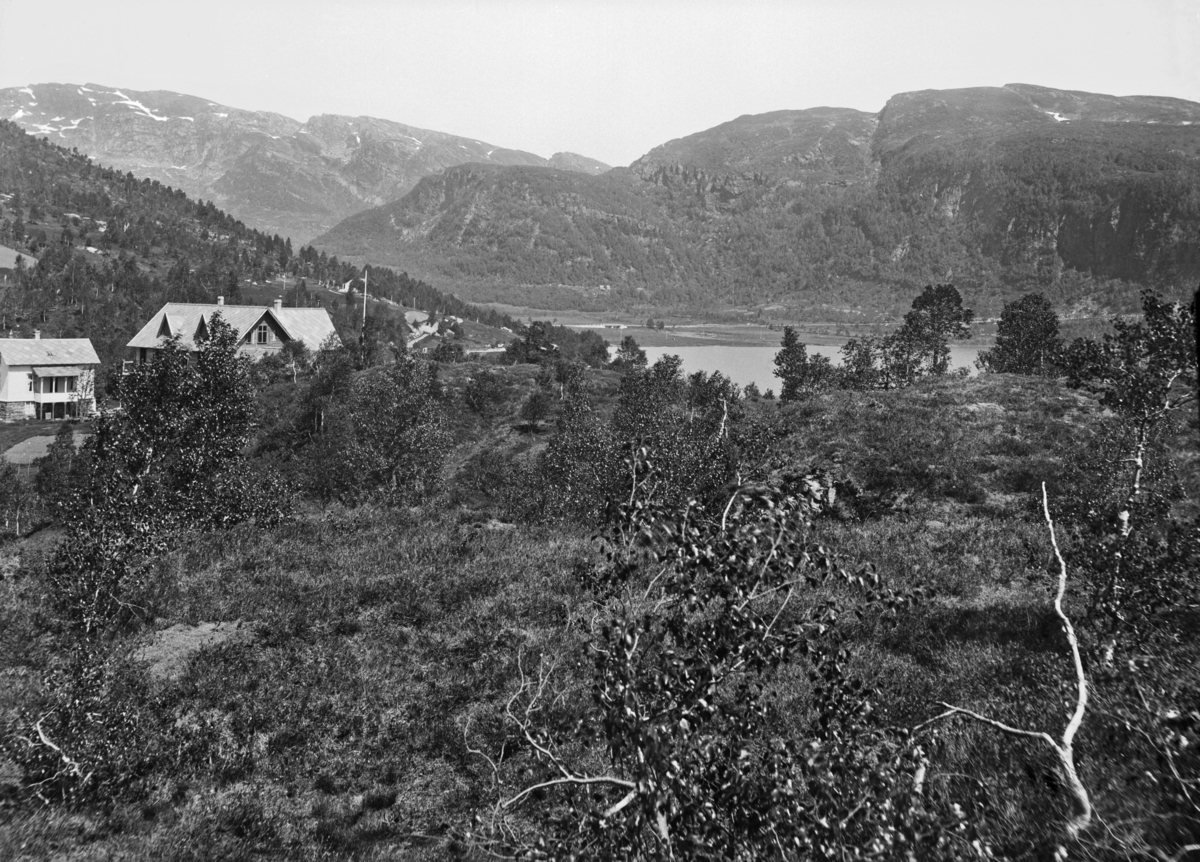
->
[774,326,833,401]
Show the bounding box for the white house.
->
[0,332,101,421]
[126,297,340,365]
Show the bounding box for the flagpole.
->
[362,268,368,331]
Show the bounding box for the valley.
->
[0,73,1197,862]
[7,81,1199,321]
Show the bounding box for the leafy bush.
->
[466,466,976,859]
[976,293,1062,375]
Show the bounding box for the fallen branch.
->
[917,483,1092,841]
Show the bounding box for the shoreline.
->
[565,322,995,350]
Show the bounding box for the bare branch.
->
[1045,483,1089,759]
[503,775,636,809]
[603,790,637,818]
[914,485,1093,841]
[720,490,739,533]
[926,703,1057,746]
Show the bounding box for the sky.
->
[1,0,1198,166]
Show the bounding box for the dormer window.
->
[257,323,269,344]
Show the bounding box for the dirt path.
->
[1,431,90,465]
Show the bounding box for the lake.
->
[641,343,983,391]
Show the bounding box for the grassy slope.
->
[0,419,77,456]
[1,370,1196,859]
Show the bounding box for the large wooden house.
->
[126,297,340,366]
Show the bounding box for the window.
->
[257,323,269,344]
[27,376,33,392]
[67,377,77,392]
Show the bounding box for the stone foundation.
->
[2,401,32,422]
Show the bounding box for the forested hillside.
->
[0,120,519,386]
[314,84,1200,317]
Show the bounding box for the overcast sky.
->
[1,0,1197,166]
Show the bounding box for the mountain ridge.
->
[311,83,1200,317]
[0,82,612,244]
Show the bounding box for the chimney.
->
[33,329,40,340]
[274,297,282,312]
[217,296,225,306]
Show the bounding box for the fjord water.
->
[642,344,983,390]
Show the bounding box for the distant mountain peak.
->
[548,152,611,175]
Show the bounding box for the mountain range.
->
[5,81,1200,317]
[314,84,1200,316]
[0,83,610,245]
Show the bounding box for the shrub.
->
[466,468,972,859]
[976,293,1062,375]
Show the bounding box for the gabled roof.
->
[0,338,101,367]
[126,303,341,353]
[276,308,342,352]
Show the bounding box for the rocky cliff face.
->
[873,85,1200,287]
[0,83,605,243]
[312,84,1200,314]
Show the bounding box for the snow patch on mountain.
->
[110,90,170,122]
